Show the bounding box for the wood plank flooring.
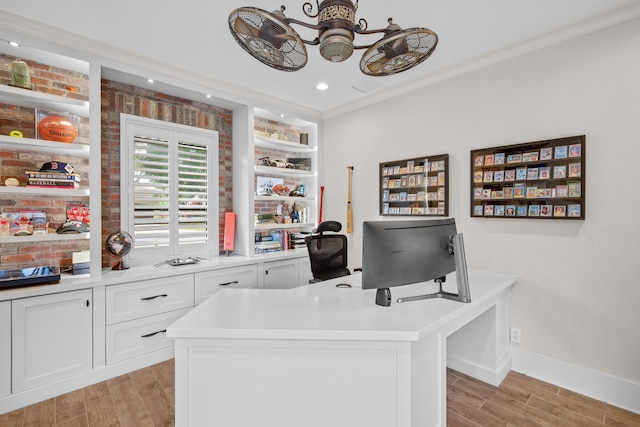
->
[1,360,638,426]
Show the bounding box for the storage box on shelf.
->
[252,113,318,255]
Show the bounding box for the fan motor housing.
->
[318,0,356,62]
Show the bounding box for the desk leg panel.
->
[447,288,512,386]
[174,338,444,427]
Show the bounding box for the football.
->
[37,115,77,143]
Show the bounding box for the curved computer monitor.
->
[362,218,470,306]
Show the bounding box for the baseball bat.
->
[319,186,325,223]
[346,166,353,233]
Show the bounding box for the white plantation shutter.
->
[177,141,209,245]
[122,115,218,260]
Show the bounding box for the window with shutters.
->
[120,114,219,261]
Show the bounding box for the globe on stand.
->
[105,231,133,270]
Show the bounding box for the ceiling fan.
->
[228,0,438,76]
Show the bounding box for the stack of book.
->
[290,232,308,249]
[25,170,81,189]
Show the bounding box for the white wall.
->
[322,18,640,387]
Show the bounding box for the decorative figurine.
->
[10,60,33,90]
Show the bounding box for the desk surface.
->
[167,270,517,342]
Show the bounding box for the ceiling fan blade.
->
[366,59,387,74]
[233,16,260,38]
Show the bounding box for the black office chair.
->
[304,221,350,283]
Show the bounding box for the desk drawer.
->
[195,265,258,305]
[106,308,190,365]
[106,275,194,325]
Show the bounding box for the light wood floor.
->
[1,360,639,426]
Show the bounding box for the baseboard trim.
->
[447,352,512,387]
[511,346,640,414]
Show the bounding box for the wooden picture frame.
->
[470,135,585,220]
[380,154,449,216]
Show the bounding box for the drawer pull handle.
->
[140,294,168,301]
[219,280,239,286]
[141,329,167,338]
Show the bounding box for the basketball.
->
[37,115,77,143]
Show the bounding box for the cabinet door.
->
[0,301,10,398]
[194,265,258,305]
[298,257,314,286]
[12,289,93,393]
[261,259,298,289]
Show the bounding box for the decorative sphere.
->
[105,231,133,258]
[37,115,78,143]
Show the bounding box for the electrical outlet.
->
[510,327,521,343]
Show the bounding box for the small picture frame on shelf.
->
[568,204,581,217]
[569,144,582,158]
[554,165,566,179]
[568,162,581,177]
[555,145,568,159]
[522,151,539,162]
[554,205,566,217]
[540,147,553,160]
[507,153,522,164]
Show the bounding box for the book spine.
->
[25,172,81,182]
[27,182,80,189]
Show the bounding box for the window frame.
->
[120,114,219,261]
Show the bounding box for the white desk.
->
[167,270,517,427]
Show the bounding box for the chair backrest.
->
[304,222,350,282]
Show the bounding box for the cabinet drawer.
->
[194,265,258,305]
[106,275,194,325]
[106,308,190,365]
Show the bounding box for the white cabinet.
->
[11,289,93,393]
[260,259,299,289]
[0,301,10,398]
[105,275,194,364]
[194,265,258,305]
[298,256,314,286]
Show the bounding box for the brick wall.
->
[101,79,233,266]
[0,52,234,269]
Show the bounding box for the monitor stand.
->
[375,288,392,307]
[396,233,472,304]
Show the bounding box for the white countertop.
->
[167,270,518,342]
[0,248,310,301]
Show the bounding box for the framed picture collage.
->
[380,154,449,216]
[470,135,585,220]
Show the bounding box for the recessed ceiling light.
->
[147,78,154,83]
[206,94,212,98]
[280,114,285,118]
[8,41,20,47]
[316,82,329,91]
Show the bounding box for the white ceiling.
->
[1,1,639,118]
